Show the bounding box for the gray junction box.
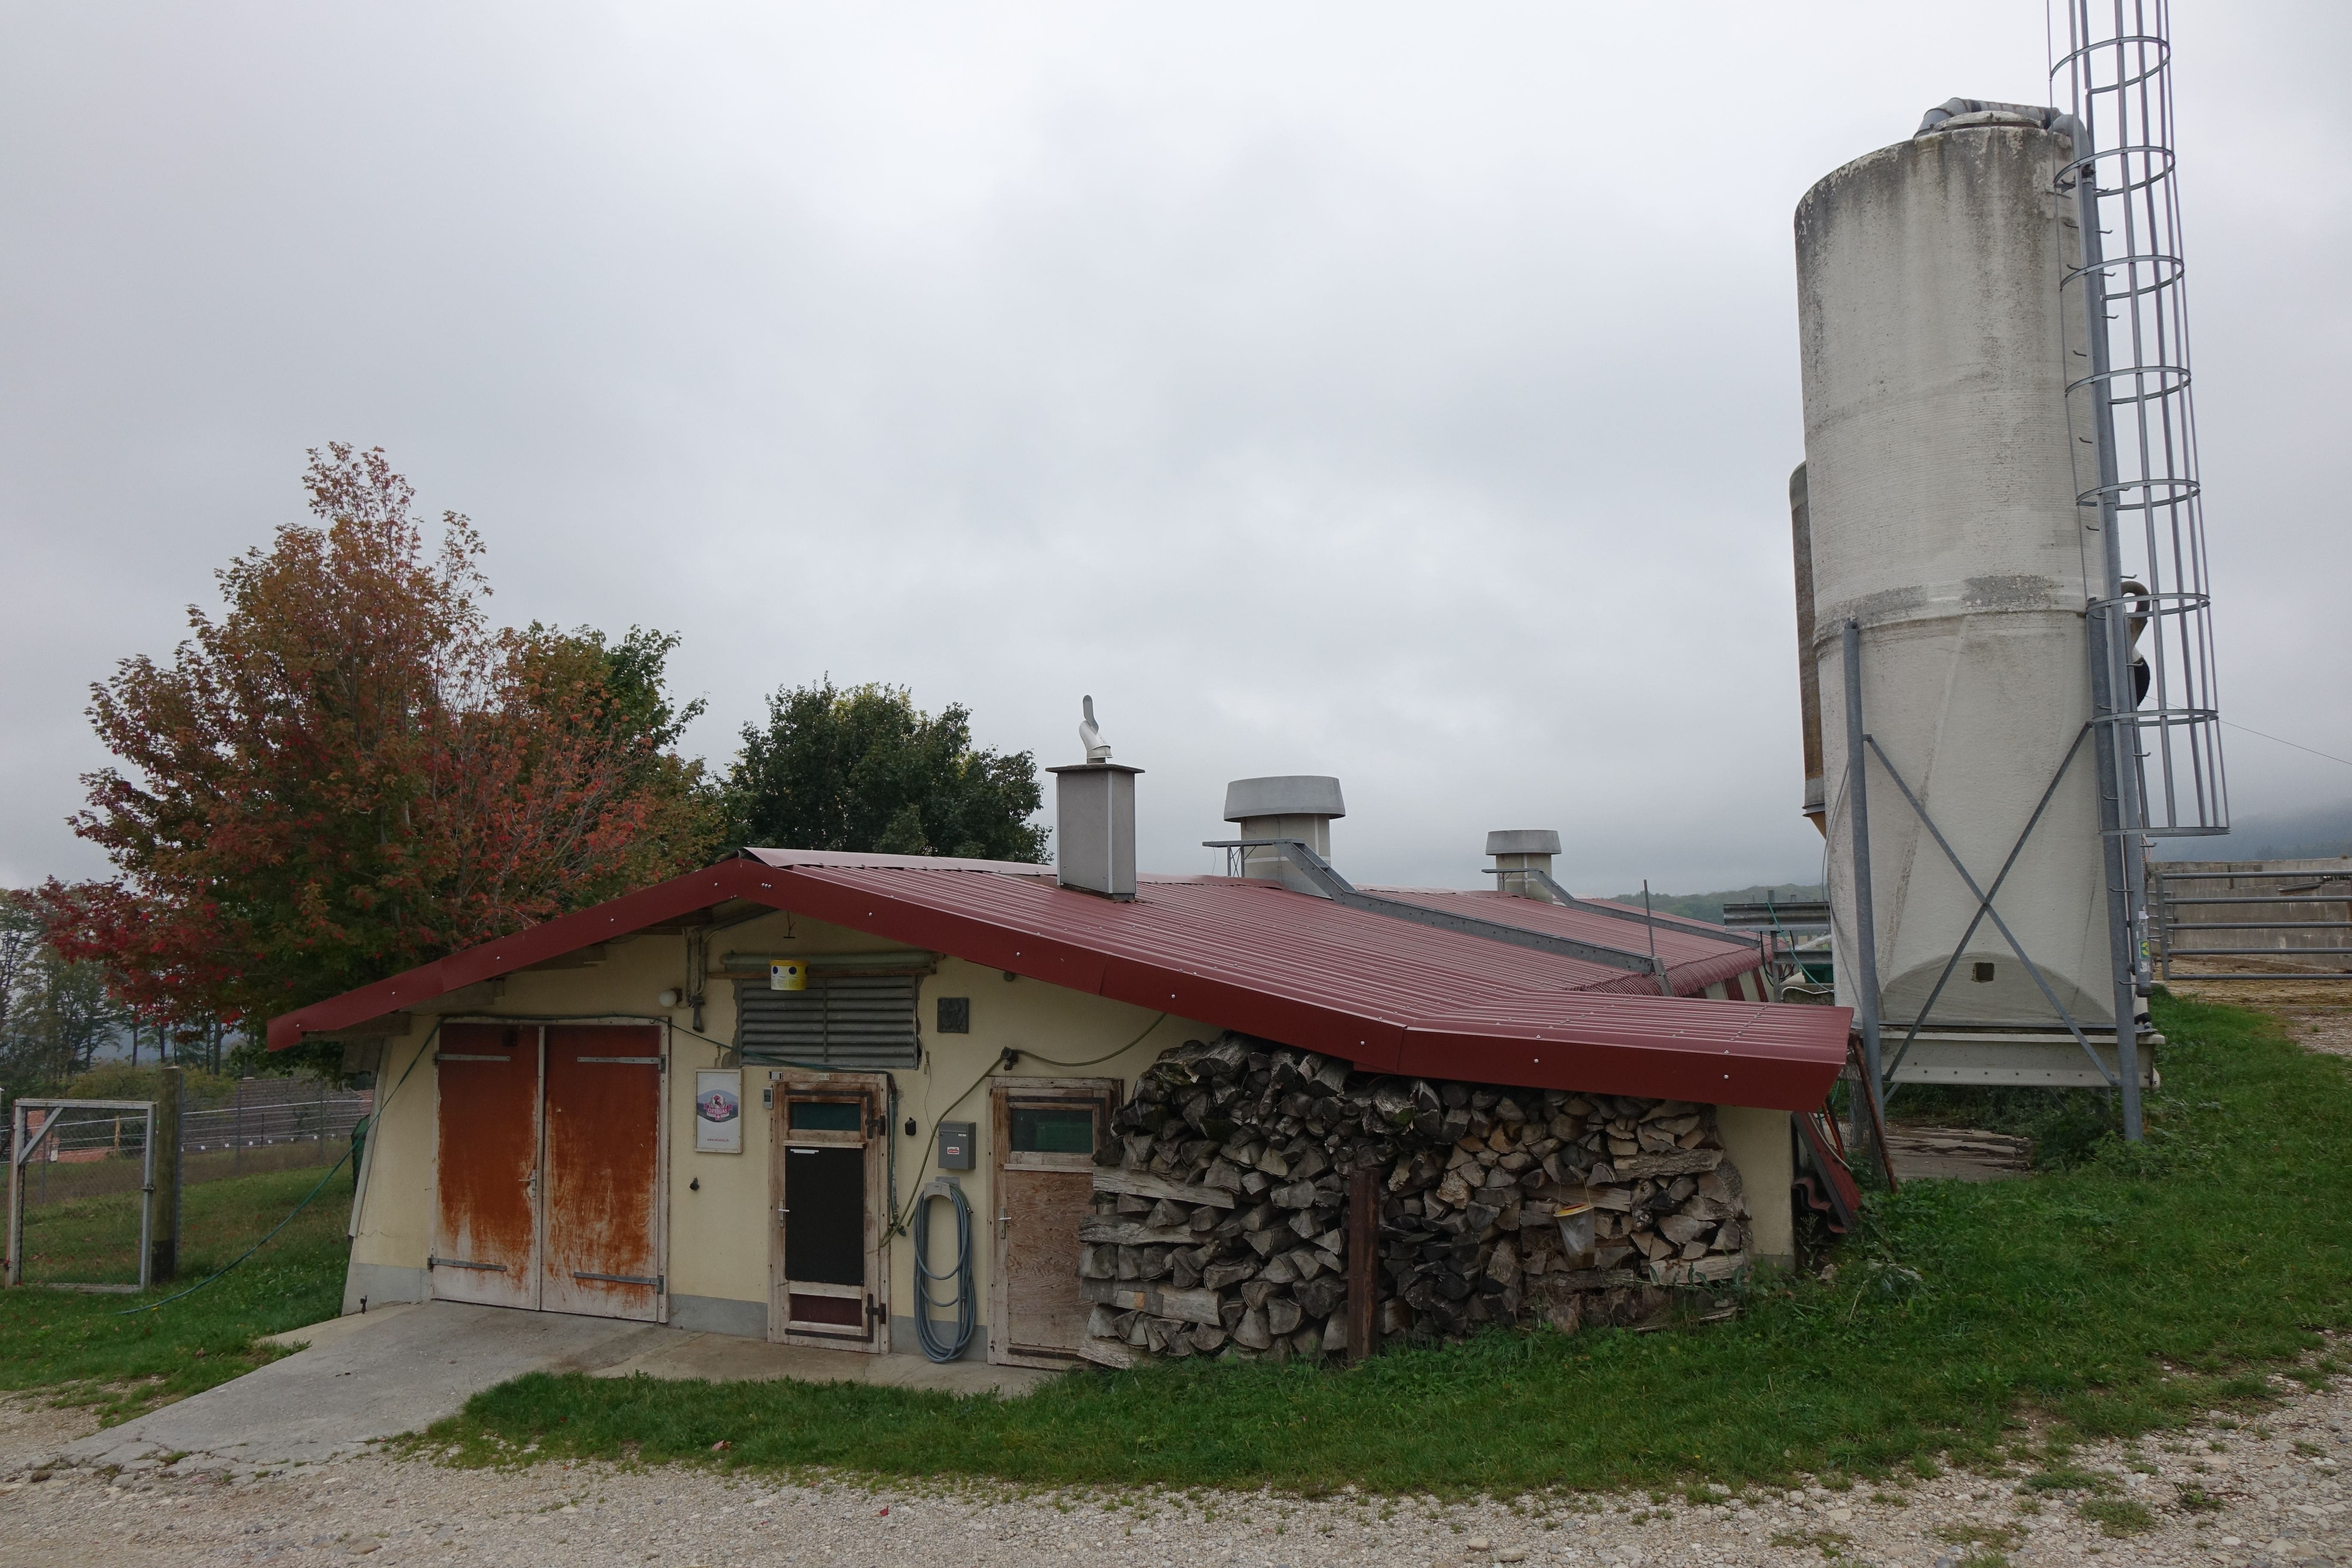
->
[936,1121,975,1172]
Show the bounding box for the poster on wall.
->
[695,1069,743,1154]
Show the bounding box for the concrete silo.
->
[1795,110,2137,1100]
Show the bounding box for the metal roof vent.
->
[1050,696,1140,901]
[1223,775,1344,891]
[1485,829,1562,902]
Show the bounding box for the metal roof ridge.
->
[737,847,1055,875]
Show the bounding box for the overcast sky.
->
[3,2,2345,897]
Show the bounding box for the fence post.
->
[152,1068,182,1283]
[233,1080,245,1177]
[6,1102,23,1287]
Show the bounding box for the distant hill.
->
[1593,883,1827,925]
[2150,799,2352,862]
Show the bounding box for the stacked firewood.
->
[1077,1032,1752,1366]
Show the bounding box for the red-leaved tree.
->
[42,446,717,1054]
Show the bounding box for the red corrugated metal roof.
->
[268,851,1850,1110]
[1360,886,1765,996]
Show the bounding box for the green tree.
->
[723,680,1048,862]
[40,446,720,1069]
[0,890,123,1105]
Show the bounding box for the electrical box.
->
[937,1121,975,1171]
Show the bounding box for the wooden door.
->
[430,1023,542,1309]
[539,1026,665,1321]
[989,1078,1118,1369]
[768,1072,888,1352]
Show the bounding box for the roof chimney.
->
[1050,697,1140,900]
[1224,775,1345,893]
[1486,829,1562,902]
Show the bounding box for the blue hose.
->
[913,1177,975,1363]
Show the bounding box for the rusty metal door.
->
[768,1072,887,1352]
[539,1026,665,1321]
[430,1024,542,1309]
[988,1078,1118,1369]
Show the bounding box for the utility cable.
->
[2222,720,2352,772]
[127,1021,440,1314]
[116,1144,354,1316]
[348,1019,441,1238]
[886,1058,1000,1237]
[882,1012,1172,1239]
[1005,1011,1171,1069]
[911,1178,975,1363]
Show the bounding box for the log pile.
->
[1077,1032,1754,1366]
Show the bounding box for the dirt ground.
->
[2165,965,2352,1060]
[6,1373,2351,1568]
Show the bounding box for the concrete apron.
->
[62,1300,1054,1478]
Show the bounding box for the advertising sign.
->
[694,1069,743,1154]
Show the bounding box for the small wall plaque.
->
[695,1069,744,1154]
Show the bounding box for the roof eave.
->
[264,861,788,1051]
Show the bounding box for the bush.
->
[64,1062,250,1108]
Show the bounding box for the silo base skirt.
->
[1874,1029,2162,1089]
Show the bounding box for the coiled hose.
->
[913,1176,975,1362]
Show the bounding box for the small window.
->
[789,1100,865,1131]
[1010,1103,1096,1155]
[1972,961,1997,983]
[936,997,970,1034]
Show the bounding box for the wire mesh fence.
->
[5,1078,373,1290]
[178,1080,374,1187]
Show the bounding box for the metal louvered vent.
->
[733,976,920,1070]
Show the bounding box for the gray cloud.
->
[4,1,2343,895]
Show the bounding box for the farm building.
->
[271,766,1850,1367]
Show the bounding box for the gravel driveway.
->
[6,1375,2350,1568]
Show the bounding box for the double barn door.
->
[431,1022,665,1320]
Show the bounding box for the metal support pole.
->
[2071,131,2147,1142]
[1841,619,1888,1168]
[135,1105,155,1292]
[151,1068,181,1283]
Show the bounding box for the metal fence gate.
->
[5,1099,158,1291]
[4,1078,375,1292]
[2153,859,2352,981]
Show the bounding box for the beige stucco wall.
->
[337,908,1217,1338]
[343,1025,437,1311]
[338,900,1804,1332]
[1716,1103,1796,1268]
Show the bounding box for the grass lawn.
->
[0,1162,352,1424]
[424,991,2352,1493]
